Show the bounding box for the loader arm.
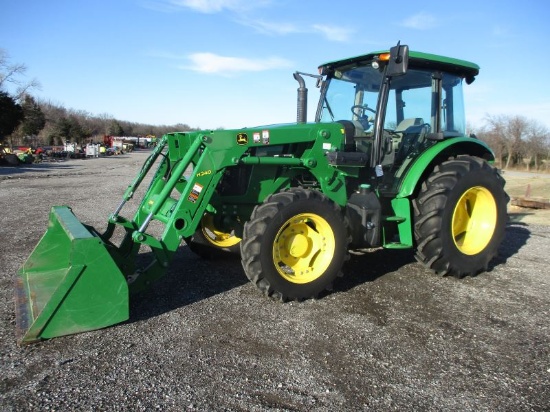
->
[101,132,251,292]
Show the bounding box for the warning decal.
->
[188,183,204,203]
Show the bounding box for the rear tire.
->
[413,155,508,277]
[241,188,350,301]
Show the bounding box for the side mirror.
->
[387,43,409,77]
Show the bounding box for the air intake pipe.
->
[293,72,307,123]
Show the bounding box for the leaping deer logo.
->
[236,133,248,145]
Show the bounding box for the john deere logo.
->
[236,133,248,145]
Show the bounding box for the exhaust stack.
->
[293,72,307,123]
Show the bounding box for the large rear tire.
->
[413,155,508,277]
[241,188,350,301]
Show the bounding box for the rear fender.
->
[396,137,495,199]
[389,138,494,247]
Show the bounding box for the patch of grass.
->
[503,173,550,200]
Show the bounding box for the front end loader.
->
[15,43,508,343]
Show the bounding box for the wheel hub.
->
[452,186,497,255]
[201,214,241,248]
[287,233,310,258]
[273,214,335,284]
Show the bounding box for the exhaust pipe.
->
[293,72,307,123]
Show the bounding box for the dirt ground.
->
[0,152,548,411]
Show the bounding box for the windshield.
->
[317,64,466,136]
[318,65,382,132]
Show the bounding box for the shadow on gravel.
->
[129,247,247,323]
[333,248,416,294]
[489,223,531,269]
[128,247,415,323]
[128,247,417,322]
[128,224,529,323]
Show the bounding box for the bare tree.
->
[0,49,40,100]
[37,100,69,146]
[484,115,530,169]
[523,121,549,171]
[31,97,194,148]
[476,124,504,167]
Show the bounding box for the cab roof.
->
[319,50,480,83]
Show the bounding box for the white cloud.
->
[401,12,438,30]
[491,24,517,42]
[237,18,301,36]
[148,1,353,42]
[183,52,292,75]
[311,24,352,42]
[168,0,270,13]
[238,18,353,42]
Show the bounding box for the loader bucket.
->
[15,206,129,344]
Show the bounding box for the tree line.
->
[474,115,550,171]
[0,49,192,149]
[6,97,194,149]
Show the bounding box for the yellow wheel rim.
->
[272,213,335,284]
[452,186,497,255]
[201,214,241,248]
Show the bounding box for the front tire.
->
[241,188,350,301]
[185,214,241,259]
[413,155,508,277]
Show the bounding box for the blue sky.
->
[2,0,549,131]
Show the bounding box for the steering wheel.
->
[351,105,376,129]
[351,104,376,117]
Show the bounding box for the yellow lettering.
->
[196,170,212,177]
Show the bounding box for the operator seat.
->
[395,118,424,133]
[394,118,428,165]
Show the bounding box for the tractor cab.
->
[316,46,479,174]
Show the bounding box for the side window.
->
[385,90,397,129]
[442,75,466,135]
[401,87,432,127]
[386,70,434,131]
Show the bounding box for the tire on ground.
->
[241,188,350,301]
[413,155,508,277]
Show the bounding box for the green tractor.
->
[15,44,508,343]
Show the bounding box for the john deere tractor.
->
[15,44,508,343]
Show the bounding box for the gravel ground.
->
[1,152,549,411]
